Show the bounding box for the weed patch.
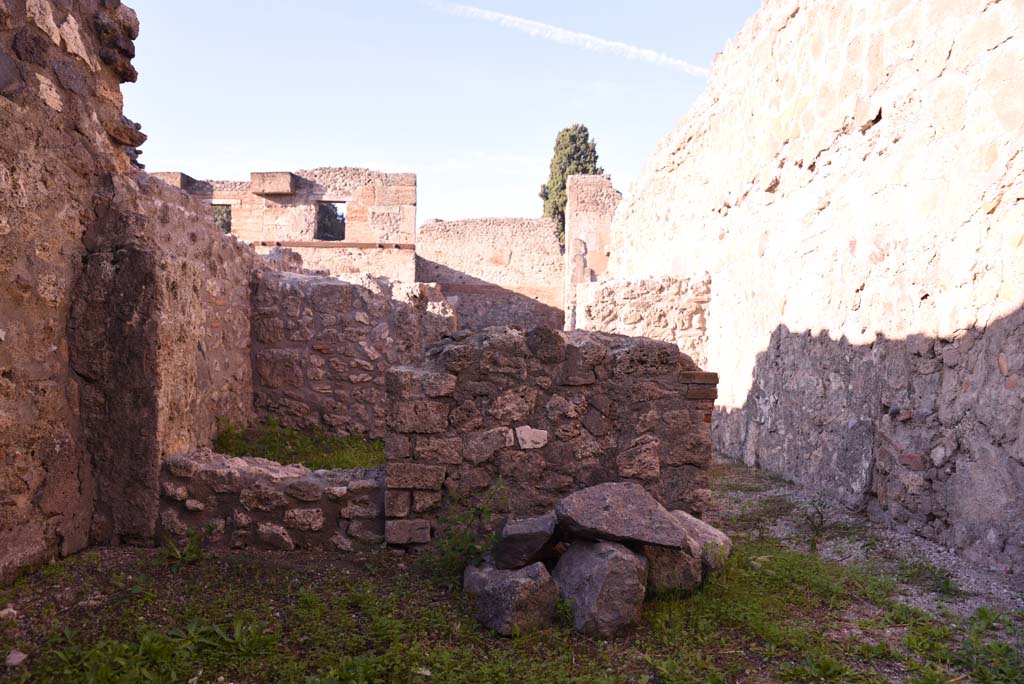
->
[213,417,384,470]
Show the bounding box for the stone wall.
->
[157,449,384,551]
[0,0,256,580]
[575,274,710,370]
[70,174,256,545]
[563,175,620,330]
[252,268,456,438]
[605,0,1024,569]
[152,167,417,281]
[1,0,140,580]
[416,218,565,330]
[381,328,718,545]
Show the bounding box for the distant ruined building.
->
[1,0,1021,581]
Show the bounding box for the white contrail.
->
[428,1,709,78]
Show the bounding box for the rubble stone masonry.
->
[251,268,456,437]
[157,449,385,552]
[382,328,718,545]
[416,218,565,330]
[575,274,710,370]
[0,0,254,579]
[606,0,1024,570]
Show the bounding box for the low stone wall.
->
[381,327,718,546]
[157,449,384,551]
[574,274,711,369]
[416,218,564,330]
[251,268,456,437]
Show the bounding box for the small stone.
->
[385,519,431,545]
[385,463,446,490]
[898,452,928,472]
[0,607,17,621]
[464,427,515,464]
[5,650,27,668]
[475,562,558,636]
[240,482,288,511]
[164,453,201,478]
[347,518,384,544]
[347,478,380,493]
[492,511,557,569]
[184,499,205,512]
[324,485,349,500]
[52,59,89,96]
[384,490,411,518]
[284,508,325,531]
[256,522,294,550]
[526,327,566,363]
[0,51,24,97]
[232,510,252,528]
[285,477,324,502]
[330,531,354,551]
[514,426,549,450]
[412,490,443,513]
[161,481,188,501]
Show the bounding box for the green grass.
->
[212,417,384,470]
[7,462,1023,684]
[9,537,1023,684]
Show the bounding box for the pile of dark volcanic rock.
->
[463,482,732,638]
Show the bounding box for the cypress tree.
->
[539,124,604,243]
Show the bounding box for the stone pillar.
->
[563,175,621,330]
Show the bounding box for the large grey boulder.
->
[492,511,557,569]
[474,562,559,636]
[552,540,648,638]
[672,510,733,571]
[555,482,690,547]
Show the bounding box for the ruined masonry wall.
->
[575,274,710,370]
[251,268,456,438]
[381,328,717,545]
[416,218,565,330]
[607,0,1024,570]
[158,450,384,551]
[0,0,255,579]
[153,167,418,282]
[175,167,417,245]
[563,175,620,330]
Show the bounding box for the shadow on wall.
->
[713,304,1024,572]
[415,257,564,330]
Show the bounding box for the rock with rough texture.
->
[256,522,294,550]
[555,482,689,548]
[641,541,702,595]
[492,511,557,569]
[475,562,559,636]
[5,649,27,668]
[672,510,732,571]
[552,540,648,638]
[463,562,501,595]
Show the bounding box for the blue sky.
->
[125,1,760,222]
